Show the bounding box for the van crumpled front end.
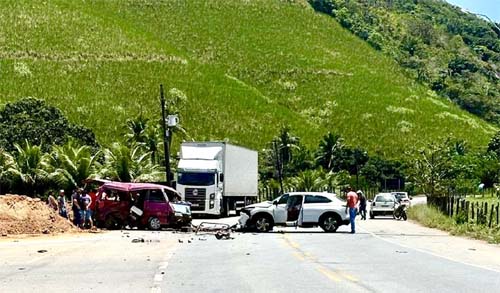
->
[170,202,192,227]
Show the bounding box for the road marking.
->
[338,271,359,282]
[317,267,341,282]
[292,252,305,261]
[360,226,500,274]
[159,262,169,270]
[150,241,180,293]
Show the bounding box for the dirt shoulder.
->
[0,194,77,236]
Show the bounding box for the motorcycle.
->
[393,201,407,221]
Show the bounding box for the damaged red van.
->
[94,182,191,230]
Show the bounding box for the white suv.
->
[238,192,350,232]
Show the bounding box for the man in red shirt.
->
[346,187,359,234]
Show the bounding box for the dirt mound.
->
[0,194,77,235]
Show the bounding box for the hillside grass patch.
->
[0,0,496,156]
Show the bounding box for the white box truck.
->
[176,142,258,216]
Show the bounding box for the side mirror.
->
[220,173,224,182]
[273,200,278,206]
[409,196,413,200]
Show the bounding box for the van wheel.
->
[319,213,339,233]
[148,217,161,230]
[104,214,121,230]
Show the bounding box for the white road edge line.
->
[360,226,500,274]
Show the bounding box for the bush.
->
[0,98,98,152]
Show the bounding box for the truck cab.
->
[176,142,258,217]
[177,170,222,215]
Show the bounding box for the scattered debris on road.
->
[0,195,76,235]
[194,222,237,240]
[37,250,48,253]
[131,238,145,243]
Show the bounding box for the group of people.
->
[47,188,97,229]
[345,187,367,234]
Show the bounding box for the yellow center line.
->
[317,266,341,282]
[292,252,305,261]
[280,234,359,284]
[338,271,359,282]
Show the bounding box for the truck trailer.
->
[176,142,258,216]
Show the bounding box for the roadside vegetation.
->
[0,0,495,157]
[408,204,500,244]
[0,98,167,196]
[310,0,500,125]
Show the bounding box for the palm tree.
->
[100,143,164,182]
[316,132,344,171]
[266,126,300,193]
[10,140,64,196]
[144,124,162,164]
[0,148,16,194]
[125,114,149,145]
[47,140,100,189]
[276,126,300,166]
[286,169,326,192]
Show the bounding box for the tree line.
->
[0,92,188,197]
[3,97,500,199]
[261,125,500,199]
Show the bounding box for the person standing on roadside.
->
[72,189,82,226]
[346,187,359,233]
[57,190,68,219]
[80,189,93,228]
[47,191,58,212]
[357,190,367,220]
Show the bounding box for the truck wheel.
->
[254,214,273,232]
[319,213,339,233]
[148,217,161,230]
[221,198,231,218]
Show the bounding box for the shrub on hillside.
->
[0,98,98,152]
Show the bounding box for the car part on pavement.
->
[193,222,237,239]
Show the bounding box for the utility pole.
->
[160,84,172,186]
[273,140,284,194]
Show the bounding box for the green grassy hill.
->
[0,0,495,157]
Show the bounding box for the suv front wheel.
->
[253,214,273,232]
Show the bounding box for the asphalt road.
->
[163,220,500,293]
[1,202,500,293]
[0,230,177,292]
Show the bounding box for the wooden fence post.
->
[477,203,480,225]
[448,197,455,217]
[485,203,489,225]
[465,201,469,222]
[471,202,475,220]
[497,203,500,226]
[489,205,493,228]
